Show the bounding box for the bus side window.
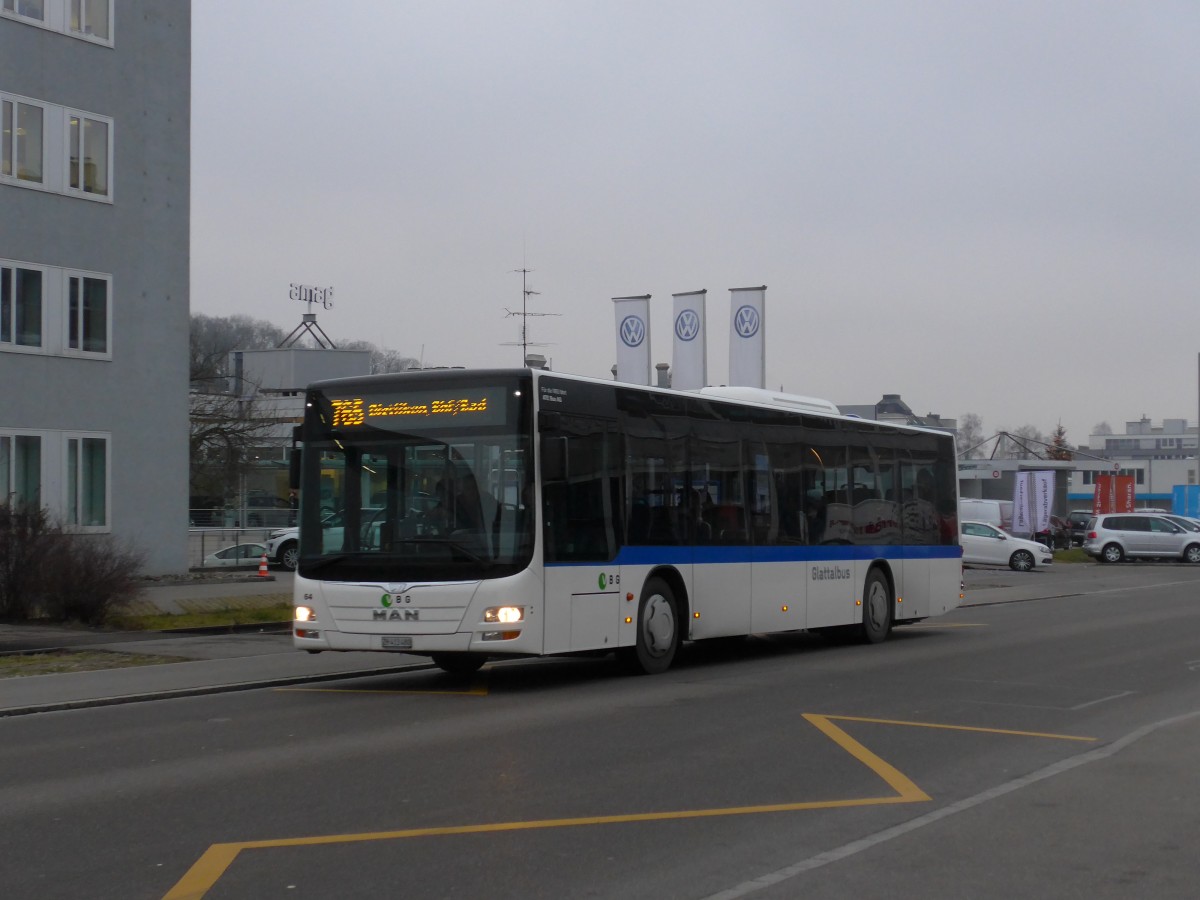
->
[541,422,617,561]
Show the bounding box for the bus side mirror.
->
[289,448,301,491]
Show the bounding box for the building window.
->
[66,434,107,527]
[3,0,112,44]
[2,259,112,359]
[67,111,109,196]
[1,0,45,23]
[0,433,42,508]
[69,0,108,40]
[0,264,44,348]
[1,94,112,200]
[67,273,108,353]
[1,96,45,184]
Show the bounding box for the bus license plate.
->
[381,636,413,650]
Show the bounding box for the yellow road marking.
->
[161,713,1092,899]
[803,715,930,801]
[826,715,1097,743]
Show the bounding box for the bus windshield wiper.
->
[394,536,492,566]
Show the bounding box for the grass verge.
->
[0,603,294,680]
[1053,548,1090,564]
[0,649,191,677]
[108,604,293,632]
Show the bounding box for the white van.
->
[959,498,1013,531]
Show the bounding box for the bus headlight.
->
[295,605,316,623]
[484,606,523,624]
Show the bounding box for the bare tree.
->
[994,425,1047,459]
[1012,425,1046,445]
[188,315,418,514]
[338,339,421,374]
[190,313,287,387]
[188,388,278,510]
[957,413,985,457]
[1093,421,1114,436]
[189,315,289,512]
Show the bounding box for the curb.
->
[0,622,294,656]
[962,591,1084,608]
[0,662,434,718]
[154,621,292,636]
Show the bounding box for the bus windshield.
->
[297,378,534,582]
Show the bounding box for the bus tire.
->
[860,568,892,644]
[627,577,679,675]
[431,652,487,676]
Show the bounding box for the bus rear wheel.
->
[431,652,487,676]
[626,577,679,675]
[860,569,892,644]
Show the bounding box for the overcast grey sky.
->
[191,0,1199,445]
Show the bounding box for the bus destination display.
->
[326,387,508,431]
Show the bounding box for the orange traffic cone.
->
[257,552,271,578]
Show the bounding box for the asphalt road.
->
[3,564,1200,899]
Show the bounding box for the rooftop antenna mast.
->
[503,267,559,364]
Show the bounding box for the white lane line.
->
[700,709,1200,900]
[1070,690,1135,710]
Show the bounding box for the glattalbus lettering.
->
[811,565,852,581]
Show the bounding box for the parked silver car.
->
[1082,514,1200,563]
[1131,512,1200,535]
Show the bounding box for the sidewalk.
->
[0,571,429,717]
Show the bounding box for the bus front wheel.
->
[626,577,679,675]
[860,569,893,644]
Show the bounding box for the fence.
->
[188,527,278,569]
[189,506,296,529]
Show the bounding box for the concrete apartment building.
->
[1,1,190,573]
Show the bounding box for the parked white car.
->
[265,527,301,571]
[960,521,1053,572]
[266,508,383,571]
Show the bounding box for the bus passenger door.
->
[539,419,622,654]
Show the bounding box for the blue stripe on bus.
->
[546,544,963,568]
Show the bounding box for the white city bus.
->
[291,368,962,674]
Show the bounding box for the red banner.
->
[1094,474,1135,513]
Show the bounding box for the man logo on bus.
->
[620,315,646,348]
[674,309,700,342]
[733,304,760,339]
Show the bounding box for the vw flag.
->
[612,294,652,385]
[1012,471,1055,536]
[671,290,707,390]
[728,286,766,389]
